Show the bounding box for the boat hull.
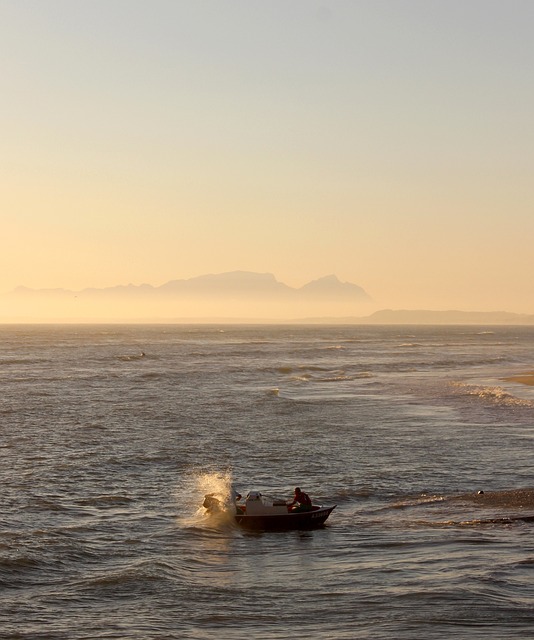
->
[234,505,336,531]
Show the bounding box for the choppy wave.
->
[275,365,331,374]
[74,495,134,507]
[454,515,534,527]
[0,357,49,366]
[451,382,534,407]
[391,494,447,509]
[116,352,146,361]
[283,369,374,382]
[3,324,534,638]
[397,343,424,348]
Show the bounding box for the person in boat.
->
[288,487,312,512]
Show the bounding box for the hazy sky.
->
[2,0,534,313]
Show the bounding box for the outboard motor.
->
[203,493,223,513]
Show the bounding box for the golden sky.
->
[2,1,534,316]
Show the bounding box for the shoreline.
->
[503,371,534,387]
[455,488,534,509]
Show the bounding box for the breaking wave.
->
[451,383,534,407]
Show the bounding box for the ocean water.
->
[1,324,534,639]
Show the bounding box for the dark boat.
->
[203,490,336,531]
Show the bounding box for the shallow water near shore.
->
[1,324,534,638]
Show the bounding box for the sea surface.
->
[2,324,534,639]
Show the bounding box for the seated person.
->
[288,487,312,512]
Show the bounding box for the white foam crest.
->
[452,382,534,407]
[391,494,446,509]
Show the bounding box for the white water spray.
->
[176,469,237,528]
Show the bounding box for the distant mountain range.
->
[4,272,534,324]
[4,271,373,322]
[12,271,372,301]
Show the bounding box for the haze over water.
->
[2,2,534,315]
[2,324,534,638]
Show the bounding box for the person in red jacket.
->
[289,487,312,512]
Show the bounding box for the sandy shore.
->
[452,488,534,509]
[503,371,534,386]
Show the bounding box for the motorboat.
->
[203,490,336,531]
